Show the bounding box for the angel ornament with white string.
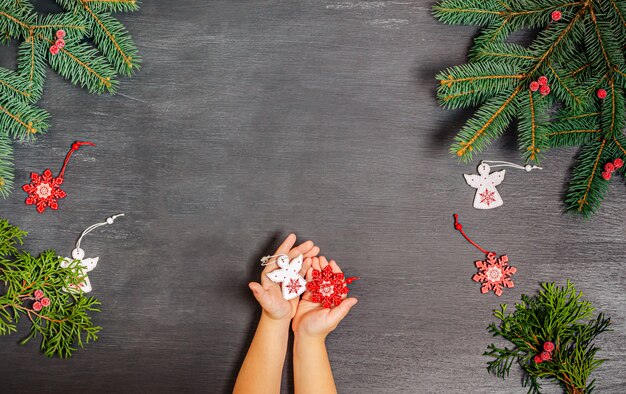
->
[464,161,542,209]
[60,214,124,294]
[261,254,307,300]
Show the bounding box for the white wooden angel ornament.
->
[60,214,124,294]
[464,161,541,209]
[261,254,307,300]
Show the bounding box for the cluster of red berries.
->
[49,30,66,55]
[533,341,555,364]
[529,76,550,96]
[551,10,562,21]
[32,289,51,312]
[601,158,624,181]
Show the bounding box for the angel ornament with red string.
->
[262,254,308,300]
[464,161,541,209]
[453,214,516,296]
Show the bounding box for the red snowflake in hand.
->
[479,189,496,206]
[22,169,66,213]
[306,265,350,308]
[472,252,516,296]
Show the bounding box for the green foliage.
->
[0,218,101,358]
[433,0,626,217]
[485,281,611,394]
[0,0,140,197]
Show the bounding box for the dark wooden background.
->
[1,1,624,393]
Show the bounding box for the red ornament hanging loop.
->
[22,141,95,213]
[453,214,492,255]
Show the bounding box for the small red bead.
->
[604,162,615,173]
[538,76,548,86]
[543,341,555,352]
[56,29,66,39]
[601,171,612,181]
[533,354,543,364]
[597,89,607,99]
[614,158,624,169]
[55,38,65,49]
[34,289,44,300]
[41,297,51,307]
[529,81,540,92]
[540,351,552,361]
[49,45,59,55]
[33,301,42,311]
[454,223,462,231]
[551,10,562,21]
[539,85,550,96]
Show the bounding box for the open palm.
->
[249,234,318,320]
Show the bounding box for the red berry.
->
[529,81,540,92]
[34,289,44,300]
[605,162,615,173]
[56,38,65,49]
[551,10,562,21]
[614,158,624,169]
[49,45,59,55]
[597,89,607,99]
[41,297,50,307]
[538,76,548,86]
[33,301,42,312]
[543,341,555,352]
[539,85,550,96]
[56,29,66,39]
[533,354,543,364]
[602,171,612,181]
[540,351,552,361]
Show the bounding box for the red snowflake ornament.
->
[22,141,95,213]
[22,169,66,213]
[472,252,516,296]
[306,265,355,308]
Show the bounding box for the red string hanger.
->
[453,214,516,296]
[22,141,95,213]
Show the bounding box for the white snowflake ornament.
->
[265,254,307,300]
[464,163,505,209]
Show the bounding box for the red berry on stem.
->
[56,29,66,39]
[540,351,552,361]
[33,301,42,311]
[614,158,624,169]
[533,354,543,364]
[41,297,50,307]
[543,341,555,352]
[34,289,44,300]
[551,10,562,21]
[49,45,59,55]
[540,85,550,96]
[56,38,65,49]
[597,89,607,99]
[604,162,615,173]
[602,171,612,181]
[529,81,540,92]
[538,76,548,86]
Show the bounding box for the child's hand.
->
[249,234,319,321]
[292,256,358,339]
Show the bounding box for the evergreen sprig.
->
[0,0,140,198]
[485,281,611,394]
[0,218,101,358]
[433,0,626,216]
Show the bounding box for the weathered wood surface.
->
[1,1,624,393]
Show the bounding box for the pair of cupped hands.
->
[249,234,358,339]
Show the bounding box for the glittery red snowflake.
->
[480,189,496,206]
[472,252,516,296]
[306,265,350,308]
[22,169,66,213]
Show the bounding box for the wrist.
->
[260,310,291,329]
[294,331,327,345]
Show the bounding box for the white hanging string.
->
[75,214,125,252]
[481,160,542,172]
[260,253,288,266]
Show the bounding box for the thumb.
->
[249,282,267,305]
[328,297,358,324]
